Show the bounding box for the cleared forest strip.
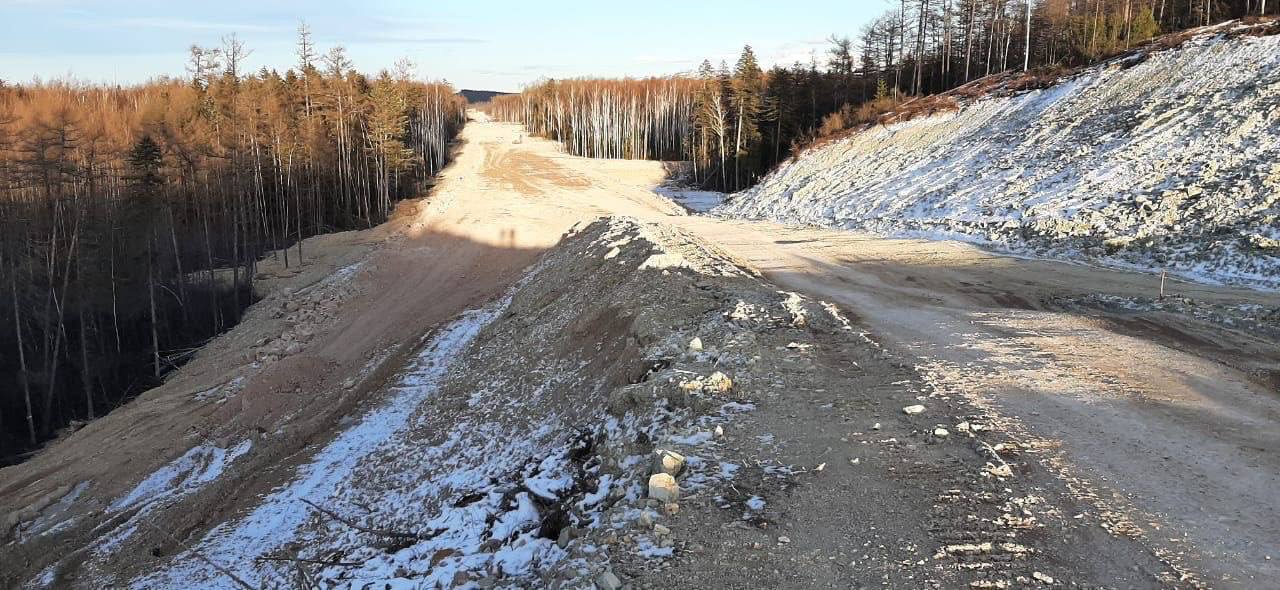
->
[5,113,1279,588]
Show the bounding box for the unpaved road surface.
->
[464,113,1280,586]
[3,113,1277,589]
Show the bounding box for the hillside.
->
[718,21,1280,289]
[6,215,1184,589]
[460,89,514,104]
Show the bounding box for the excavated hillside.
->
[719,21,1280,288]
[5,107,1279,589]
[4,218,1188,589]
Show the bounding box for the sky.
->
[0,0,886,91]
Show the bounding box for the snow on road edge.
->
[128,300,510,588]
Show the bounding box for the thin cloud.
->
[366,15,461,30]
[73,17,289,34]
[634,56,698,66]
[358,33,487,45]
[476,64,567,77]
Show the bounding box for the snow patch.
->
[111,440,252,512]
[654,186,726,213]
[129,301,508,589]
[719,33,1280,289]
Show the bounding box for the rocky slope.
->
[718,22,1280,289]
[9,218,1186,589]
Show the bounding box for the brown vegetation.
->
[0,33,466,464]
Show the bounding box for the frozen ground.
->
[718,25,1280,289]
[130,301,507,588]
[653,186,725,213]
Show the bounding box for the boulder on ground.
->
[705,371,734,394]
[596,570,623,590]
[648,473,680,502]
[651,449,686,476]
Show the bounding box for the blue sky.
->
[0,0,886,90]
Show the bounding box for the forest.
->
[489,0,1275,192]
[0,26,467,464]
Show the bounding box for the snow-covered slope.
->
[718,25,1280,288]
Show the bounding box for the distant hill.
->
[458,89,513,104]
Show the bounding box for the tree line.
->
[0,25,467,465]
[490,0,1274,192]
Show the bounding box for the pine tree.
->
[730,46,764,191]
[367,73,411,220]
[128,135,164,190]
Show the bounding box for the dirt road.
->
[461,113,1280,585]
[4,112,1277,588]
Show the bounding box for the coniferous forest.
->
[0,27,466,464]
[490,0,1275,192]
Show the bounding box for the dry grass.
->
[878,94,960,125]
[1234,15,1280,37]
[796,93,959,157]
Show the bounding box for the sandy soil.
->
[2,112,1277,588]
[681,226,1280,587]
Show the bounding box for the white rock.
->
[956,421,971,432]
[714,425,725,438]
[688,337,704,352]
[595,570,623,590]
[653,523,671,536]
[872,422,881,430]
[903,405,926,415]
[651,449,686,476]
[1032,571,1055,584]
[778,536,791,544]
[934,428,950,438]
[987,464,1014,478]
[705,371,733,394]
[639,252,689,270]
[648,473,680,502]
